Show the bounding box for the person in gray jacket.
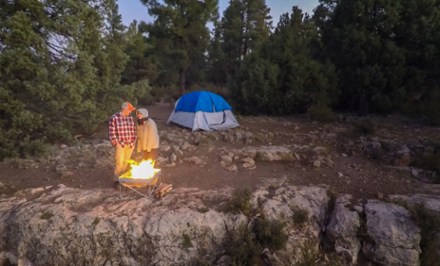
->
[135,108,159,162]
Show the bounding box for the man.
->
[135,108,159,162]
[108,102,137,181]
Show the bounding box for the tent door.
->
[204,112,226,126]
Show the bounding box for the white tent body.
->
[167,100,239,131]
[167,91,240,131]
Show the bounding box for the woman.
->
[135,108,159,162]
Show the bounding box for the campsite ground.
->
[0,102,439,200]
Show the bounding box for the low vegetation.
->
[410,204,440,265]
[223,223,258,265]
[351,118,376,137]
[181,233,193,249]
[291,207,309,228]
[253,217,288,251]
[412,145,440,184]
[223,216,288,265]
[223,188,253,217]
[40,211,54,220]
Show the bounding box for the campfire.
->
[125,159,161,179]
[119,159,161,188]
[118,159,171,198]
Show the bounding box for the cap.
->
[121,102,136,112]
[137,108,149,118]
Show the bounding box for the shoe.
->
[113,180,121,190]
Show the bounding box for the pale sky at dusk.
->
[117,0,320,26]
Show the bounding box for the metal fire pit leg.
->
[148,176,161,197]
[124,185,150,198]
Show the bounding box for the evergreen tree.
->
[396,0,440,122]
[315,0,439,121]
[219,0,271,82]
[230,6,337,116]
[121,21,158,86]
[206,20,228,85]
[0,0,146,159]
[140,0,217,95]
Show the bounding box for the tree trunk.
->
[179,69,186,96]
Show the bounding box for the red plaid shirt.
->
[108,112,137,147]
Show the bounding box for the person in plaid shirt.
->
[108,102,137,181]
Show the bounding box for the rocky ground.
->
[0,102,439,199]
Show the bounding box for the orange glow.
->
[124,159,161,179]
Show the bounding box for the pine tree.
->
[230,6,337,116]
[121,21,158,86]
[219,0,271,82]
[0,0,144,159]
[140,0,217,95]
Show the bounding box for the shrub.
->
[412,145,440,183]
[92,217,100,226]
[19,139,50,158]
[253,217,287,251]
[296,239,321,266]
[291,207,309,228]
[149,86,179,103]
[223,223,259,265]
[371,93,393,114]
[181,233,193,249]
[308,104,336,122]
[351,118,376,136]
[224,188,253,217]
[410,204,440,265]
[40,212,54,220]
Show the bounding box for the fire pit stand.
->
[118,171,161,198]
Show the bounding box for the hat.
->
[137,108,149,118]
[121,102,136,112]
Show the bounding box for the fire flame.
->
[125,159,161,179]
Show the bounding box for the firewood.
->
[156,184,172,198]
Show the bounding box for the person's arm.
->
[129,118,137,146]
[147,120,160,150]
[108,116,118,146]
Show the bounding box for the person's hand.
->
[115,142,124,148]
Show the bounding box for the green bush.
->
[296,239,321,266]
[92,217,100,227]
[292,207,309,228]
[224,188,253,217]
[308,104,336,122]
[371,93,393,114]
[222,217,289,265]
[410,204,440,265]
[351,118,376,136]
[223,223,259,265]
[40,211,54,220]
[181,233,193,249]
[253,217,287,251]
[19,139,50,158]
[149,86,179,103]
[412,145,440,183]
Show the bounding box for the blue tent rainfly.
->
[167,91,239,131]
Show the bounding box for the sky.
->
[117,0,321,26]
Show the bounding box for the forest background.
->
[0,0,439,159]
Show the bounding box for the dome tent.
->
[167,91,239,131]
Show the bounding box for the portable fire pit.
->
[118,159,162,198]
[118,171,161,198]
